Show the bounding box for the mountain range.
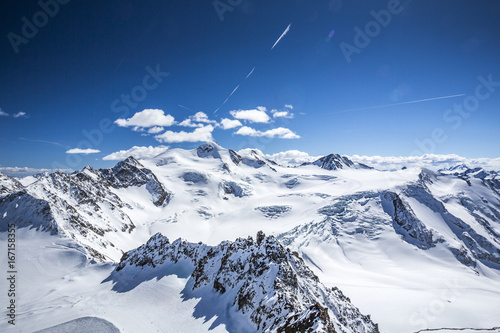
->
[1,142,499,333]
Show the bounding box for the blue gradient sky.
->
[1,0,499,171]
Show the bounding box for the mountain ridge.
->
[1,142,500,332]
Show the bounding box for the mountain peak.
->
[311,153,372,170]
[196,142,222,158]
[114,231,379,332]
[122,156,143,167]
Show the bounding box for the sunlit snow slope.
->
[1,142,500,332]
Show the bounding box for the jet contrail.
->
[214,84,240,114]
[224,84,240,103]
[19,137,64,146]
[333,94,466,114]
[271,23,291,50]
[178,104,195,112]
[213,23,292,114]
[245,67,255,79]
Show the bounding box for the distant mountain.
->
[99,156,172,207]
[1,142,500,332]
[0,157,171,261]
[0,171,23,197]
[308,153,373,171]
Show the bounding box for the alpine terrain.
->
[1,142,499,333]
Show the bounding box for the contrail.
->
[271,23,291,50]
[245,67,255,79]
[19,137,64,146]
[178,104,195,112]
[224,84,240,104]
[214,84,240,114]
[213,23,292,114]
[333,94,466,114]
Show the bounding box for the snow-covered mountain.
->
[309,153,372,171]
[113,231,378,332]
[0,157,170,261]
[0,172,23,197]
[1,142,500,333]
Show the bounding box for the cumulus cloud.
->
[0,109,8,116]
[66,148,101,154]
[348,154,500,171]
[192,111,216,124]
[266,150,320,166]
[230,106,270,123]
[147,126,164,134]
[235,126,300,139]
[103,145,169,161]
[272,110,294,119]
[219,118,242,130]
[179,119,204,128]
[179,111,216,128]
[115,109,175,129]
[285,104,293,109]
[155,125,214,143]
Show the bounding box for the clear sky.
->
[1,0,499,171]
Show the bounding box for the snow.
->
[1,143,500,332]
[0,229,228,333]
[17,175,38,187]
[34,317,120,333]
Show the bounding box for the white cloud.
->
[155,125,214,143]
[234,126,300,139]
[192,111,216,124]
[147,126,164,134]
[115,109,175,129]
[230,106,270,123]
[348,154,500,171]
[0,167,73,177]
[265,151,500,170]
[285,104,293,109]
[179,111,217,128]
[272,110,294,119]
[266,150,320,166]
[0,109,9,116]
[219,118,242,130]
[103,145,169,161]
[66,148,101,154]
[179,119,204,128]
[13,112,27,118]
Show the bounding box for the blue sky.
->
[1,0,499,172]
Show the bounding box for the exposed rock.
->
[115,232,379,333]
[100,156,172,206]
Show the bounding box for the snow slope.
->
[1,142,500,332]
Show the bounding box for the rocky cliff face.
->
[116,231,379,333]
[100,156,172,206]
